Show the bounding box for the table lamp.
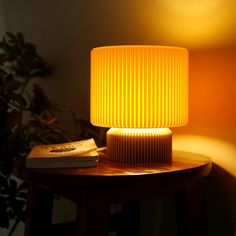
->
[90,45,188,163]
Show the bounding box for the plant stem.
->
[7,219,20,236]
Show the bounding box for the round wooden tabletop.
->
[21,150,212,204]
[25,150,212,178]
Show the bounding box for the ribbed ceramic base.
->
[107,128,172,163]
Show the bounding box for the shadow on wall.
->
[206,163,236,236]
[173,134,236,235]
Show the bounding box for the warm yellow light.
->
[90,45,188,128]
[143,0,236,48]
[173,134,236,178]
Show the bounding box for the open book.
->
[26,139,99,168]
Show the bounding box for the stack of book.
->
[26,138,99,168]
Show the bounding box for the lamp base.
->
[107,128,172,163]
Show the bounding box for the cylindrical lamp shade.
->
[90,45,188,128]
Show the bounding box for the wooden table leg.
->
[24,183,54,236]
[76,190,110,236]
[117,202,140,236]
[175,179,207,236]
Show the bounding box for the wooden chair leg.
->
[175,179,207,236]
[24,183,54,236]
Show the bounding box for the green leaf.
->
[0,208,9,228]
[25,42,36,52]
[7,208,15,218]
[11,93,27,107]
[16,182,28,192]
[0,36,9,51]
[9,179,17,193]
[6,32,17,45]
[0,188,9,196]
[16,192,28,200]
[0,53,8,64]
[1,110,21,134]
[0,175,9,192]
[16,33,24,46]
[31,84,51,114]
[0,98,8,117]
[3,79,21,94]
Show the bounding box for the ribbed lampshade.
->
[90,45,188,128]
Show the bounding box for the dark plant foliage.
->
[71,110,107,148]
[0,174,28,232]
[0,32,73,174]
[0,32,106,235]
[0,32,72,235]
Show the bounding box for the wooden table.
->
[22,151,212,236]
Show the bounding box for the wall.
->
[0,0,6,35]
[173,48,236,235]
[2,0,236,235]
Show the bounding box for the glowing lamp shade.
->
[91,46,188,163]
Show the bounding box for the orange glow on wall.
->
[173,48,236,144]
[143,0,236,48]
[90,45,188,128]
